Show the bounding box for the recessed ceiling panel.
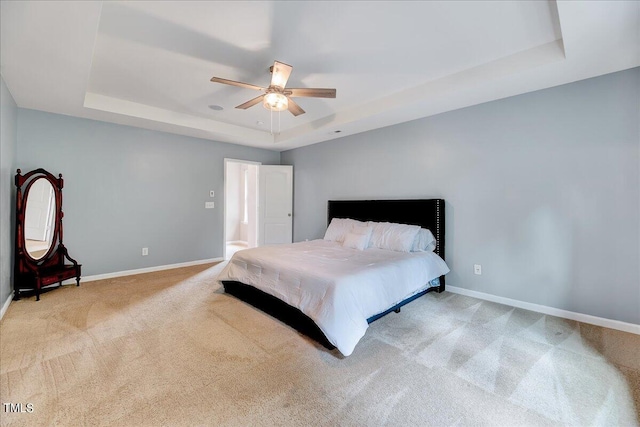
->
[86,1,562,135]
[3,0,638,150]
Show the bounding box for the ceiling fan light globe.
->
[263,93,288,111]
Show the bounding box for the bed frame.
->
[222,199,446,350]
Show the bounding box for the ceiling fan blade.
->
[270,61,293,89]
[286,88,336,98]
[287,98,306,116]
[210,77,263,91]
[236,95,264,110]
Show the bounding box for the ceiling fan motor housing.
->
[210,60,335,116]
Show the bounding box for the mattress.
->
[217,239,450,356]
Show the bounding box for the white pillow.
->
[342,232,370,250]
[411,228,437,252]
[324,218,367,243]
[352,224,373,239]
[324,218,351,242]
[368,221,421,252]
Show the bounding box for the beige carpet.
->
[1,263,638,426]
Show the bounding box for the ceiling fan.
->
[210,60,336,116]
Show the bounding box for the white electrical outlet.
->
[474,264,482,275]
[142,247,149,256]
[209,190,215,197]
[205,202,215,209]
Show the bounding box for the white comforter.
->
[216,239,450,356]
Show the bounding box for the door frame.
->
[223,158,262,260]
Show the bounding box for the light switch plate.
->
[474,264,482,275]
[205,202,215,209]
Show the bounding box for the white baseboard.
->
[60,257,224,285]
[0,258,224,320]
[11,260,635,336]
[0,293,13,321]
[226,241,248,246]
[446,285,640,335]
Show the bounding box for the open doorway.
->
[224,159,259,260]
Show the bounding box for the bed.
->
[218,199,448,356]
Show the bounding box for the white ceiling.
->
[1,1,638,152]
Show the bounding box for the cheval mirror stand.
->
[14,168,81,301]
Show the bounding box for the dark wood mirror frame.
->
[14,168,81,301]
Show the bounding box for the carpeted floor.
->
[1,262,638,426]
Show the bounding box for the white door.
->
[258,165,293,246]
[24,178,54,241]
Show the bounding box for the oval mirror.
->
[24,177,56,260]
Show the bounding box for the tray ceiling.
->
[1,1,638,151]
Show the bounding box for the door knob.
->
[288,213,291,217]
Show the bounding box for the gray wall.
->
[17,110,279,276]
[0,75,18,309]
[282,68,640,325]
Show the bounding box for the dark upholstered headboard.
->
[327,199,445,260]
